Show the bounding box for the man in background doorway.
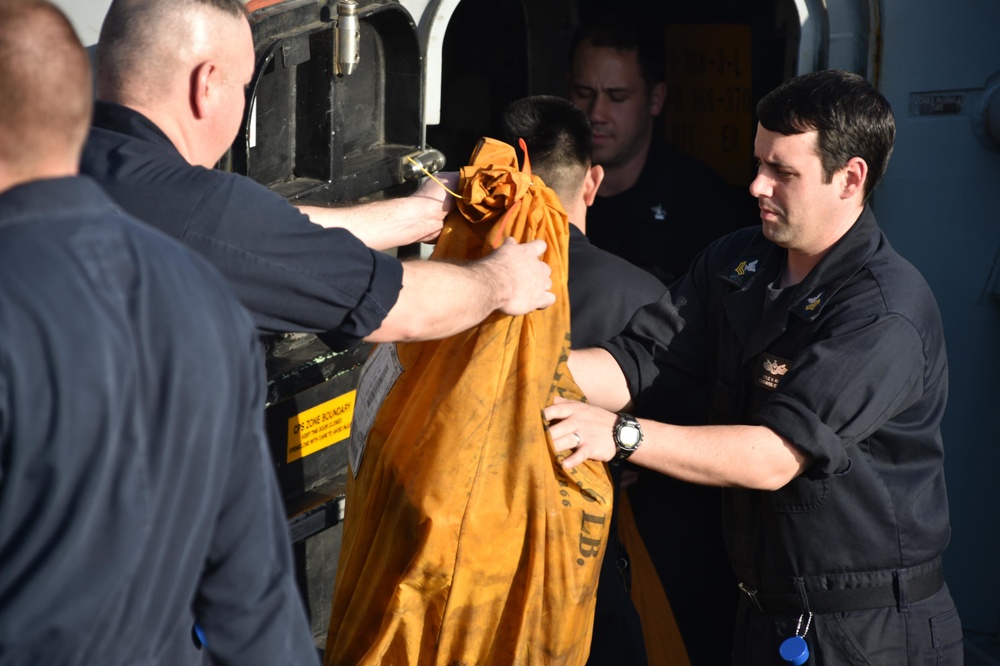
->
[567,16,749,287]
[567,16,744,663]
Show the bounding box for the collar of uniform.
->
[567,223,589,245]
[0,177,115,228]
[604,136,675,212]
[717,208,880,318]
[786,206,880,322]
[717,233,785,355]
[718,230,779,289]
[92,101,183,159]
[724,255,766,286]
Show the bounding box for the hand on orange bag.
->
[480,237,556,315]
[545,395,618,469]
[410,171,459,244]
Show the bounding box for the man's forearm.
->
[298,199,438,251]
[364,260,503,343]
[363,238,553,343]
[298,175,453,251]
[627,422,809,489]
[543,397,811,490]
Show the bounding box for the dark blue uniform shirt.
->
[0,178,319,666]
[601,207,962,662]
[567,225,665,666]
[568,225,667,350]
[80,102,403,341]
[586,137,751,287]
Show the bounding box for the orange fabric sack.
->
[325,138,612,666]
[617,493,691,666]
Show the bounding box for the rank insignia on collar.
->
[804,291,824,312]
[730,259,759,281]
[651,204,666,221]
[756,353,792,390]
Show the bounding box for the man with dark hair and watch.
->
[545,69,963,664]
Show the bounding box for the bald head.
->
[0,0,91,182]
[97,0,249,106]
[96,0,254,167]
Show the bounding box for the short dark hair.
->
[498,95,592,200]
[570,16,665,90]
[756,69,895,201]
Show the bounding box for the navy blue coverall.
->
[0,178,319,665]
[602,208,963,664]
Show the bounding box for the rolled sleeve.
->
[190,175,403,338]
[82,103,404,340]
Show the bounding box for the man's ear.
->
[841,156,868,201]
[583,164,605,206]
[649,82,667,116]
[190,61,217,120]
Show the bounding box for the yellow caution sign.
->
[286,390,356,463]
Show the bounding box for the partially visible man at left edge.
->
[0,2,318,664]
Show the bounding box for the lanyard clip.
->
[738,582,763,611]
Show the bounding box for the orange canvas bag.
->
[617,493,691,666]
[325,138,612,666]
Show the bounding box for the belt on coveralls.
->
[737,558,944,614]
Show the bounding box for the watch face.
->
[615,414,642,455]
[618,426,641,448]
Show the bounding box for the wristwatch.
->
[613,413,643,460]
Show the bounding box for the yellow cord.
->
[407,155,466,199]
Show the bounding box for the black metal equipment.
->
[223,0,439,645]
